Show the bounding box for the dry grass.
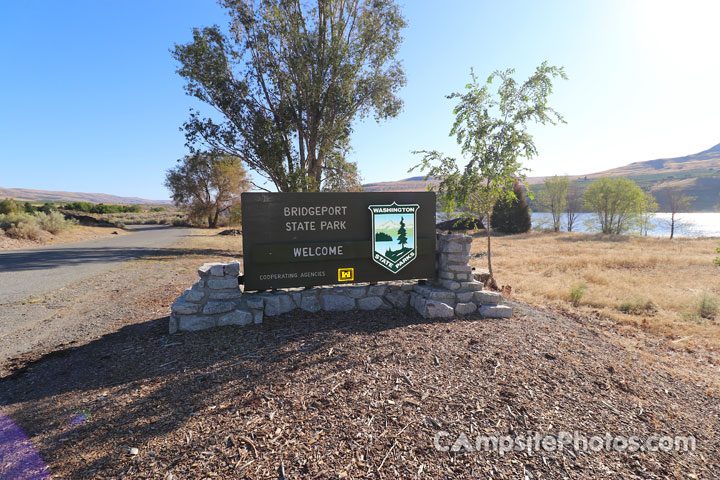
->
[173,228,244,255]
[470,232,720,348]
[0,225,130,250]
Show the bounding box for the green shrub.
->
[36,211,75,234]
[698,293,718,320]
[714,247,720,266]
[490,183,531,234]
[150,206,166,212]
[0,212,33,230]
[0,198,20,215]
[7,221,44,240]
[569,282,586,306]
[619,297,658,315]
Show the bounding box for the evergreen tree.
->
[397,217,408,248]
[490,183,531,234]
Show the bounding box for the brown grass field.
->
[470,232,720,349]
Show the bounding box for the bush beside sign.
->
[241,192,436,291]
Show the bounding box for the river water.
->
[530,212,720,238]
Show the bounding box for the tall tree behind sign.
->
[173,0,407,192]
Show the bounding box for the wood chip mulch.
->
[1,302,719,479]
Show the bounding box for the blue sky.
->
[1,1,719,200]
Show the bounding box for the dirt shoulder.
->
[0,225,130,251]
[1,230,719,478]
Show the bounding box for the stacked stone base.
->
[169,233,513,334]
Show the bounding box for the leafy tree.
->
[173,0,406,192]
[663,186,693,239]
[539,175,569,232]
[637,192,658,236]
[165,151,251,228]
[583,177,645,234]
[565,184,583,232]
[490,182,531,234]
[413,63,566,278]
[397,217,408,248]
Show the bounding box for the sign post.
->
[241,192,436,291]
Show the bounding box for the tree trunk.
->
[670,212,675,239]
[486,210,493,278]
[212,208,220,229]
[208,213,215,229]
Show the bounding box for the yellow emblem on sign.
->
[338,268,354,282]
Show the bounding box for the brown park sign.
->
[241,192,436,291]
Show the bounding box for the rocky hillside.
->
[0,186,169,205]
[364,143,720,211]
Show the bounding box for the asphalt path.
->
[0,225,189,306]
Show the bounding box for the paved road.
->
[0,225,189,305]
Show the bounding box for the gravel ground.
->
[1,252,719,478]
[1,230,719,479]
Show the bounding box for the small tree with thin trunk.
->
[663,186,693,239]
[638,192,658,236]
[413,63,566,280]
[165,151,251,228]
[565,184,583,232]
[539,175,569,232]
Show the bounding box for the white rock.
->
[479,305,513,318]
[168,315,178,334]
[301,295,321,312]
[343,286,368,298]
[384,290,409,308]
[459,281,484,292]
[367,285,387,296]
[210,264,226,276]
[224,261,241,277]
[439,271,454,280]
[443,241,464,253]
[422,301,455,319]
[322,294,356,311]
[246,296,264,310]
[203,301,235,314]
[455,302,477,315]
[208,277,238,289]
[276,294,296,314]
[217,310,252,327]
[128,447,139,456]
[184,289,205,302]
[438,279,461,291]
[357,296,384,310]
[172,301,200,315]
[179,315,215,331]
[209,291,242,300]
[426,288,456,303]
[448,264,473,273]
[198,263,221,277]
[473,291,503,305]
[263,295,282,316]
[456,291,474,303]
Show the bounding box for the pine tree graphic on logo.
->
[368,202,419,273]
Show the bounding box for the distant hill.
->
[0,186,170,205]
[363,143,720,211]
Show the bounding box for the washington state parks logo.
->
[368,202,419,273]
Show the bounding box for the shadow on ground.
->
[0,247,243,272]
[0,308,445,475]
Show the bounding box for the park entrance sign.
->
[241,192,435,291]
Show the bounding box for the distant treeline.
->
[63,202,144,214]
